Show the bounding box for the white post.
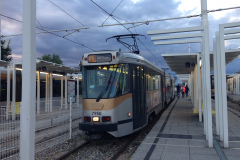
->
[50,73,52,112]
[0,0,1,101]
[201,0,213,147]
[197,54,202,122]
[201,40,207,136]
[219,24,229,148]
[6,66,10,120]
[45,74,48,112]
[47,74,50,112]
[191,71,194,103]
[213,37,220,135]
[65,75,67,109]
[12,64,16,120]
[20,0,36,159]
[37,71,40,115]
[70,97,72,139]
[61,75,63,109]
[0,68,1,102]
[77,74,79,107]
[216,32,224,141]
[202,51,207,136]
[236,75,239,95]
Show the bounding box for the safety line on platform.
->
[213,135,227,160]
[143,98,178,160]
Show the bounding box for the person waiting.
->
[176,84,181,98]
[181,85,185,98]
[185,85,189,97]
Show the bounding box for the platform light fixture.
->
[52,73,63,76]
[16,68,22,71]
[40,72,49,75]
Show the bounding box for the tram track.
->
[55,98,176,160]
[55,141,91,160]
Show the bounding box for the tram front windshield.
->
[82,64,129,99]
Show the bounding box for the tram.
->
[78,50,174,138]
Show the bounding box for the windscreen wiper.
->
[96,67,117,102]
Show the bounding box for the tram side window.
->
[116,66,124,97]
[155,75,161,89]
[110,64,130,97]
[148,75,153,90]
[146,67,161,91]
[122,64,129,94]
[166,78,170,87]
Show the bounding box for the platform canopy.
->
[177,74,190,83]
[0,60,11,67]
[15,59,80,74]
[162,49,240,75]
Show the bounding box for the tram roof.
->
[161,49,240,74]
[82,50,172,78]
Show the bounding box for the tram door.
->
[133,65,146,130]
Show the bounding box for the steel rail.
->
[55,141,91,160]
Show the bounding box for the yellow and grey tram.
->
[79,50,174,138]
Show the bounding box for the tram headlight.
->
[92,117,100,122]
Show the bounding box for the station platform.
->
[131,96,240,160]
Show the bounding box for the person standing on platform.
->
[185,85,189,97]
[181,85,185,98]
[176,84,181,98]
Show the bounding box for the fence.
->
[0,96,82,159]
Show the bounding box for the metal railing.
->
[0,97,82,159]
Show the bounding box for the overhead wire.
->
[101,0,124,26]
[48,0,85,27]
[99,6,240,27]
[90,0,168,68]
[36,19,44,30]
[2,2,240,67]
[0,14,95,51]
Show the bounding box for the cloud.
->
[1,0,240,72]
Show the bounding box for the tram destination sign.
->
[88,53,112,63]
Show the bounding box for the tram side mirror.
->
[79,61,82,71]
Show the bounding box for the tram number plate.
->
[92,111,101,116]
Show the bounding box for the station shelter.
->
[227,74,240,95]
[0,59,81,120]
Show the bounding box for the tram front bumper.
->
[79,122,117,132]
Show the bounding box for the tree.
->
[1,40,12,62]
[38,54,63,65]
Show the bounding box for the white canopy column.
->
[45,74,48,112]
[12,64,16,120]
[197,54,202,122]
[201,0,213,146]
[213,36,220,136]
[6,65,10,120]
[50,73,53,112]
[37,71,40,115]
[20,0,36,158]
[61,76,63,109]
[65,75,67,109]
[77,74,79,107]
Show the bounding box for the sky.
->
[1,0,240,77]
